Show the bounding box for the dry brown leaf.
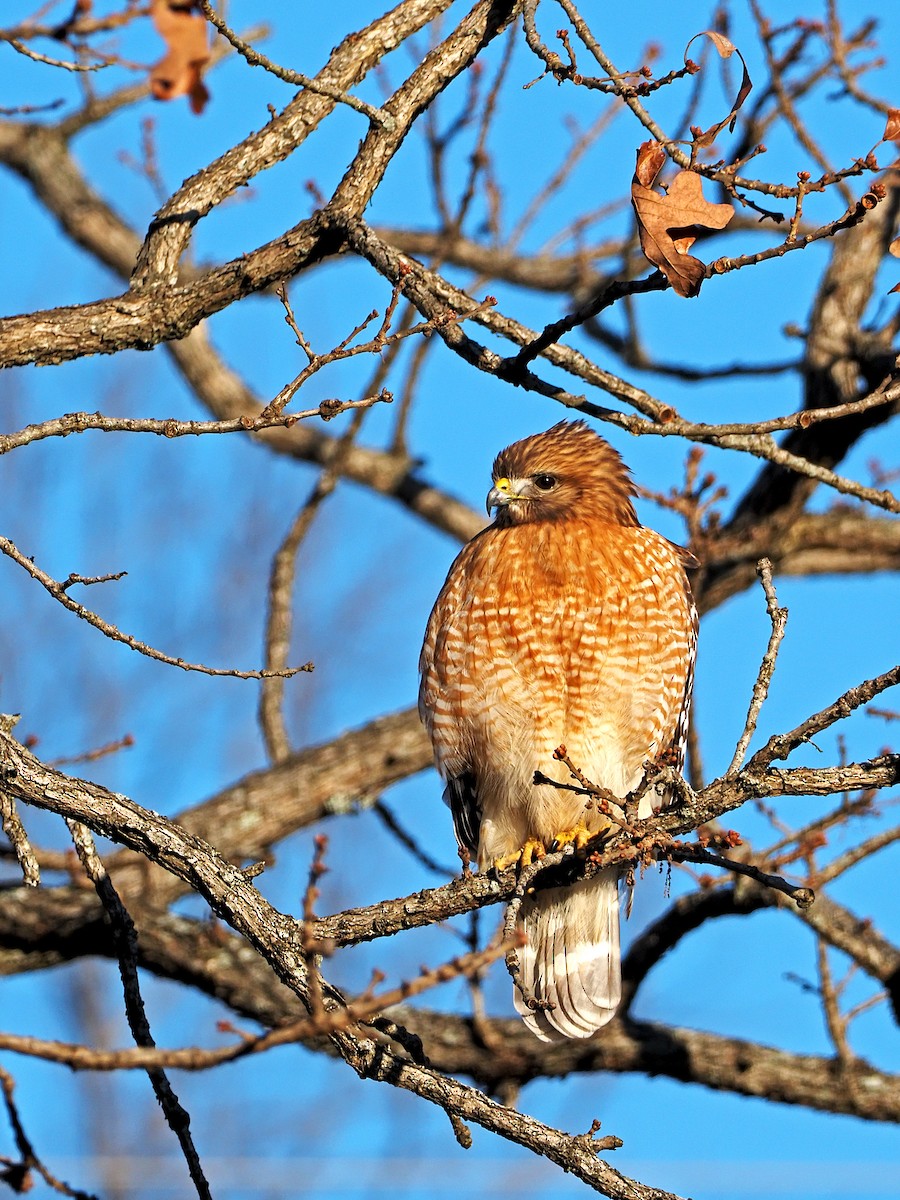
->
[882,108,900,144]
[684,30,752,146]
[631,141,734,298]
[889,233,900,292]
[634,140,666,188]
[150,0,210,114]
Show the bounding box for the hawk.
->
[418,421,696,1040]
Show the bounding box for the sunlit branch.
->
[0,396,392,457]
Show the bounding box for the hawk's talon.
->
[548,824,593,854]
[493,837,547,873]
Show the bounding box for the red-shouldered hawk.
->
[419,421,696,1040]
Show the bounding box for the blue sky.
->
[1,2,899,1197]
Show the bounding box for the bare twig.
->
[0,933,514,1075]
[0,793,40,888]
[669,843,814,909]
[372,798,456,876]
[49,734,134,768]
[66,821,212,1200]
[812,824,900,887]
[815,936,863,1105]
[0,715,39,887]
[261,286,492,421]
[726,559,789,775]
[2,35,110,72]
[0,1063,97,1199]
[343,220,900,514]
[197,0,397,130]
[258,496,325,763]
[258,381,374,760]
[0,397,390,458]
[0,534,314,680]
[748,662,900,771]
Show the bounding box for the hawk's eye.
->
[532,473,558,492]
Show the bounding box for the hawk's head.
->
[487,420,638,528]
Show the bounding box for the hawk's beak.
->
[487,476,514,516]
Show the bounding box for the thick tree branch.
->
[3,894,896,1125]
[131,0,458,287]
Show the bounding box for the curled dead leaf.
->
[634,140,666,188]
[690,30,736,58]
[882,108,900,144]
[150,0,210,115]
[631,141,734,297]
[684,30,752,148]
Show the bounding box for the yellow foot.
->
[493,837,546,872]
[548,824,593,853]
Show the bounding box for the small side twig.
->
[372,798,456,876]
[299,834,335,1026]
[575,1118,624,1156]
[0,398,390,458]
[0,937,515,1076]
[258,496,324,764]
[0,714,39,887]
[258,394,371,761]
[669,843,815,909]
[501,845,575,1011]
[65,821,212,1200]
[197,0,396,130]
[0,793,40,887]
[0,1063,96,1199]
[726,558,788,775]
[261,279,489,421]
[816,936,863,1107]
[59,570,127,592]
[749,662,900,770]
[2,36,109,72]
[49,733,134,768]
[0,534,313,681]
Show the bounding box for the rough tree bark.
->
[0,3,898,1199]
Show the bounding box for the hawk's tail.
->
[514,868,621,1040]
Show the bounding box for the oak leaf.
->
[631,141,734,298]
[150,0,210,115]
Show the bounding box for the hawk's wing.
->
[443,771,480,858]
[418,540,487,858]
